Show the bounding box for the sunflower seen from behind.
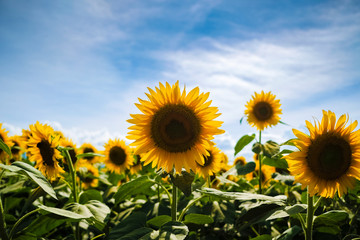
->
[27,122,64,180]
[195,145,223,178]
[245,91,282,131]
[127,81,225,173]
[0,123,13,163]
[285,110,360,198]
[104,138,132,174]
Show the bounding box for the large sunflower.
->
[285,110,360,198]
[244,91,282,131]
[127,81,225,173]
[27,122,64,180]
[195,145,223,178]
[78,143,100,165]
[104,139,132,174]
[0,123,13,163]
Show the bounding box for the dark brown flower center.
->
[307,134,352,180]
[253,102,273,121]
[151,104,201,153]
[37,140,55,167]
[109,146,126,166]
[66,145,77,165]
[84,169,95,183]
[11,141,20,155]
[83,147,95,161]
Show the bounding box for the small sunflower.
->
[104,139,132,174]
[245,91,282,131]
[27,122,64,180]
[233,156,246,166]
[78,143,99,165]
[0,123,14,163]
[81,164,99,189]
[285,110,360,198]
[60,138,78,167]
[195,145,223,178]
[246,160,275,187]
[127,81,225,173]
[130,153,143,175]
[9,135,25,162]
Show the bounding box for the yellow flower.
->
[195,145,223,178]
[104,139,132,174]
[233,156,246,166]
[130,153,143,175]
[246,159,275,187]
[9,135,25,162]
[78,143,100,165]
[27,122,64,180]
[60,138,78,167]
[81,164,99,189]
[285,110,360,198]
[0,123,14,163]
[127,81,225,173]
[245,91,282,130]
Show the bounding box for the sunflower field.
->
[1,81,360,240]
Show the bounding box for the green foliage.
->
[0,138,12,158]
[234,134,255,156]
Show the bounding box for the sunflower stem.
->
[9,208,40,239]
[258,130,262,194]
[0,192,9,240]
[305,190,314,240]
[178,195,206,222]
[171,181,178,221]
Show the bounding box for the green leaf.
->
[239,116,245,125]
[272,173,295,185]
[147,215,172,229]
[113,176,154,205]
[3,161,58,200]
[157,221,189,240]
[38,205,90,219]
[79,189,103,204]
[183,213,214,225]
[84,200,111,230]
[118,227,154,240]
[170,170,195,197]
[251,235,272,240]
[0,137,12,158]
[234,134,255,156]
[280,139,296,146]
[266,204,307,221]
[21,215,68,236]
[262,140,280,158]
[198,188,287,203]
[76,152,104,159]
[108,212,148,240]
[274,225,301,240]
[313,210,349,235]
[262,156,288,169]
[236,162,256,175]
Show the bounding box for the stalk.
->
[171,182,178,221]
[305,190,314,240]
[9,208,40,239]
[258,130,262,194]
[0,195,9,240]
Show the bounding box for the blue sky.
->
[1,0,360,161]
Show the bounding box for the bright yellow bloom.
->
[81,164,99,189]
[9,135,25,162]
[60,138,78,167]
[285,110,360,198]
[0,123,14,163]
[27,122,64,180]
[195,145,223,178]
[245,91,282,130]
[246,159,275,187]
[78,143,100,165]
[233,156,246,166]
[127,81,225,173]
[104,139,132,174]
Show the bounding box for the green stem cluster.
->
[258,130,262,194]
[171,182,178,221]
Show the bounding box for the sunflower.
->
[78,143,100,165]
[246,155,275,187]
[0,123,14,163]
[285,110,360,198]
[244,91,282,131]
[9,135,25,162]
[127,81,225,173]
[104,139,132,174]
[60,138,78,167]
[233,156,246,166]
[130,153,143,175]
[195,145,223,178]
[81,164,99,189]
[27,122,64,180]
